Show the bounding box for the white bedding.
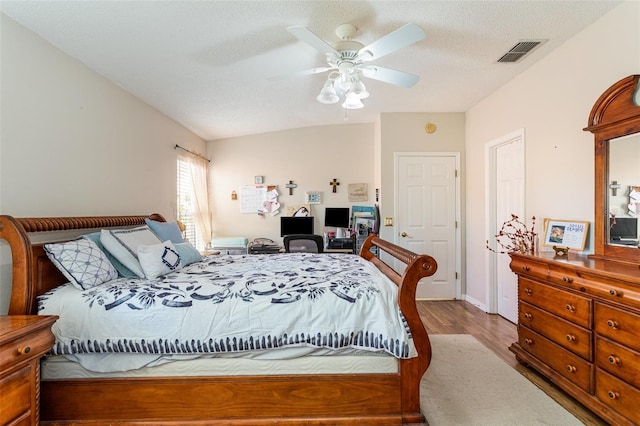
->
[39,253,416,373]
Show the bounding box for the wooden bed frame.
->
[0,213,438,425]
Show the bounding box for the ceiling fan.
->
[280,23,426,109]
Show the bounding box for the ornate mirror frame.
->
[584,74,640,265]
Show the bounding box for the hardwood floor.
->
[417,300,608,426]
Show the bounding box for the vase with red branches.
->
[486,214,536,255]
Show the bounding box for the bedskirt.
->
[42,351,397,379]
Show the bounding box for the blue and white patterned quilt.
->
[39,253,417,366]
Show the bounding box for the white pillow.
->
[44,238,117,290]
[137,240,183,279]
[100,226,162,278]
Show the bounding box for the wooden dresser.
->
[509,252,640,425]
[0,315,57,426]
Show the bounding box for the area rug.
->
[421,334,582,425]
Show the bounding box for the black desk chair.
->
[283,234,324,253]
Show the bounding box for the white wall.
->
[207,113,467,254]
[377,113,466,244]
[0,14,205,314]
[464,1,640,308]
[207,124,375,243]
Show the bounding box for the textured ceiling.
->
[0,1,622,141]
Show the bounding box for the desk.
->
[249,244,283,254]
[324,248,354,254]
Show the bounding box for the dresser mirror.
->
[585,74,640,264]
[607,133,640,246]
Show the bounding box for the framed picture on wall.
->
[348,183,368,202]
[305,191,321,205]
[542,219,589,250]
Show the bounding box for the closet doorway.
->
[486,129,525,323]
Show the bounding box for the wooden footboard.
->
[0,215,437,425]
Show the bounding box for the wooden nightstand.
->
[1,315,57,425]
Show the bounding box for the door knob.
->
[401,232,408,237]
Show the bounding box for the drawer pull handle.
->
[18,346,31,355]
[562,276,573,283]
[607,391,619,400]
[524,313,533,320]
[565,304,576,313]
[524,288,533,296]
[566,365,577,373]
[524,338,533,345]
[566,334,576,342]
[607,319,619,329]
[521,265,530,272]
[609,289,621,297]
[608,355,621,365]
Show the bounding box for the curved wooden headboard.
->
[0,214,165,315]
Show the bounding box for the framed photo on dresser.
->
[542,218,589,250]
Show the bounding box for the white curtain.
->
[179,153,212,248]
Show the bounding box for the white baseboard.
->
[462,294,488,312]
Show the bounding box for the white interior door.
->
[487,131,524,323]
[396,153,459,299]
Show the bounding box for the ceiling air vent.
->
[497,40,546,63]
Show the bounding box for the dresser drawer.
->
[596,368,640,424]
[0,323,54,372]
[519,326,593,393]
[595,302,640,352]
[519,301,592,360]
[0,364,33,424]
[519,278,592,328]
[596,336,640,388]
[510,255,548,280]
[547,262,583,287]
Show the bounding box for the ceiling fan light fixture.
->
[351,78,369,99]
[342,93,364,109]
[333,78,351,97]
[316,82,339,104]
[287,22,424,110]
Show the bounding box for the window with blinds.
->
[176,158,200,248]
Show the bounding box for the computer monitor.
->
[610,217,638,240]
[324,207,350,238]
[324,207,350,228]
[280,216,314,237]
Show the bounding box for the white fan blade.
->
[358,23,425,61]
[268,66,334,81]
[361,65,420,88]
[287,26,340,56]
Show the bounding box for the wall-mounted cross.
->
[285,180,297,195]
[330,178,340,193]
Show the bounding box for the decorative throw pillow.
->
[82,232,138,278]
[137,240,183,279]
[145,218,184,244]
[100,226,162,278]
[174,242,203,266]
[44,238,118,290]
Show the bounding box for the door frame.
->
[484,129,525,314]
[394,152,462,299]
